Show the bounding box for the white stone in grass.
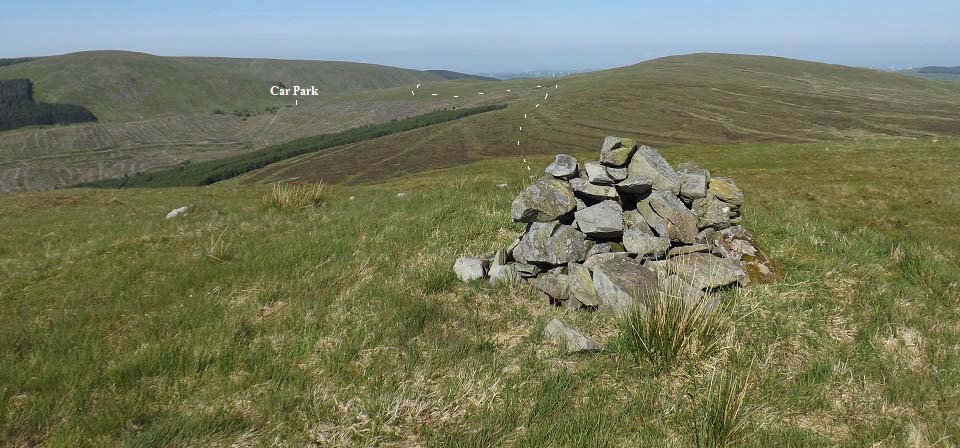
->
[544,318,602,353]
[453,257,487,282]
[165,206,189,220]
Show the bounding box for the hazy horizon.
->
[2,0,958,73]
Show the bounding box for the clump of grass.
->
[695,367,755,447]
[207,226,233,263]
[261,182,328,210]
[617,274,727,370]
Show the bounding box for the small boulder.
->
[591,255,660,317]
[648,191,698,244]
[574,200,624,238]
[623,229,671,258]
[511,177,578,223]
[530,271,570,300]
[489,264,522,287]
[599,136,638,167]
[515,263,542,278]
[453,257,488,282]
[692,195,734,230]
[708,177,744,206]
[636,200,670,238]
[570,178,619,200]
[584,161,615,185]
[544,318,602,353]
[513,221,592,265]
[583,252,633,271]
[607,166,628,181]
[680,173,708,201]
[545,154,579,179]
[667,253,747,290]
[165,206,189,220]
[615,177,654,195]
[567,263,600,306]
[627,146,681,194]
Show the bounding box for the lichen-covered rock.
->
[567,262,599,306]
[667,244,711,257]
[607,166,628,182]
[667,253,747,290]
[692,195,734,230]
[570,178,619,200]
[488,264,522,287]
[574,200,624,238]
[648,190,698,244]
[615,177,654,195]
[591,255,659,317]
[583,252,633,271]
[511,176,578,223]
[708,177,743,206]
[627,146,681,194]
[585,161,615,185]
[453,257,487,282]
[600,136,638,167]
[636,199,670,238]
[545,154,579,179]
[680,173,708,201]
[513,221,592,265]
[544,318,603,353]
[530,271,570,300]
[623,229,671,258]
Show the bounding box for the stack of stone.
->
[453,137,773,318]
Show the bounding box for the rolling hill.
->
[239,53,960,186]
[900,66,960,82]
[0,51,453,122]
[426,70,500,82]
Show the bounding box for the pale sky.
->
[2,0,957,72]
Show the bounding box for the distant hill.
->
[425,70,498,82]
[0,51,451,121]
[899,66,960,82]
[0,79,96,131]
[245,53,960,186]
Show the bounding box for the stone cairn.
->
[454,136,773,328]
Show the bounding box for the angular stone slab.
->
[544,318,602,353]
[570,178,619,200]
[692,195,734,230]
[591,255,660,317]
[615,177,654,195]
[680,173,708,201]
[530,271,570,300]
[627,146,681,194]
[667,253,747,290]
[511,176,578,223]
[567,262,599,306]
[545,154,579,179]
[708,177,744,206]
[585,161,615,185]
[599,136,638,167]
[648,190,698,244]
[488,263,522,287]
[623,229,671,258]
[574,200,624,238]
[513,221,592,265]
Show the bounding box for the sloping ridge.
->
[0,51,448,121]
[426,70,499,82]
[244,53,960,186]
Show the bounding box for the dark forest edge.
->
[75,103,507,189]
[0,79,97,132]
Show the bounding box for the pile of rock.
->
[453,136,774,319]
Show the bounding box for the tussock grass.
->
[616,274,727,370]
[696,366,756,447]
[206,226,234,263]
[261,182,328,211]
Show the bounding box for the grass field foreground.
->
[1,138,958,446]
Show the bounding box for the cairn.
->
[454,137,774,318]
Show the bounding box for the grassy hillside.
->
[1,138,958,446]
[0,51,449,122]
[901,67,960,82]
[426,70,500,82]
[242,53,960,186]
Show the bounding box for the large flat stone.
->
[544,318,603,353]
[570,178,619,200]
[591,255,659,317]
[627,146,681,194]
[648,190,698,244]
[574,200,624,238]
[667,253,747,290]
[545,154,579,179]
[511,176,577,223]
[513,221,592,265]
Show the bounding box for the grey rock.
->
[648,190,698,244]
[585,242,612,258]
[615,177,654,195]
[636,199,670,238]
[544,318,603,353]
[623,210,651,232]
[567,262,600,306]
[667,253,747,290]
[623,229,671,258]
[574,200,624,238]
[491,248,508,267]
[583,252,633,271]
[607,166,628,181]
[513,221,592,265]
[680,173,708,201]
[165,206,189,220]
[570,178,619,200]
[576,198,588,211]
[511,176,578,223]
[599,136,638,167]
[585,161,615,185]
[692,195,734,230]
[545,154,579,179]
[667,244,711,258]
[488,264,522,287]
[515,263,542,278]
[530,271,570,300]
[453,257,488,282]
[708,177,744,206]
[627,146,681,194]
[591,255,660,317]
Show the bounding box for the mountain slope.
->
[426,70,499,82]
[0,51,449,121]
[241,53,960,186]
[901,66,960,82]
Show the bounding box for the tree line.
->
[76,103,507,189]
[0,79,96,132]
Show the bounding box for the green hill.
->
[426,70,500,82]
[900,66,960,82]
[0,51,450,121]
[241,53,960,186]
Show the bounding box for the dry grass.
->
[261,182,328,211]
